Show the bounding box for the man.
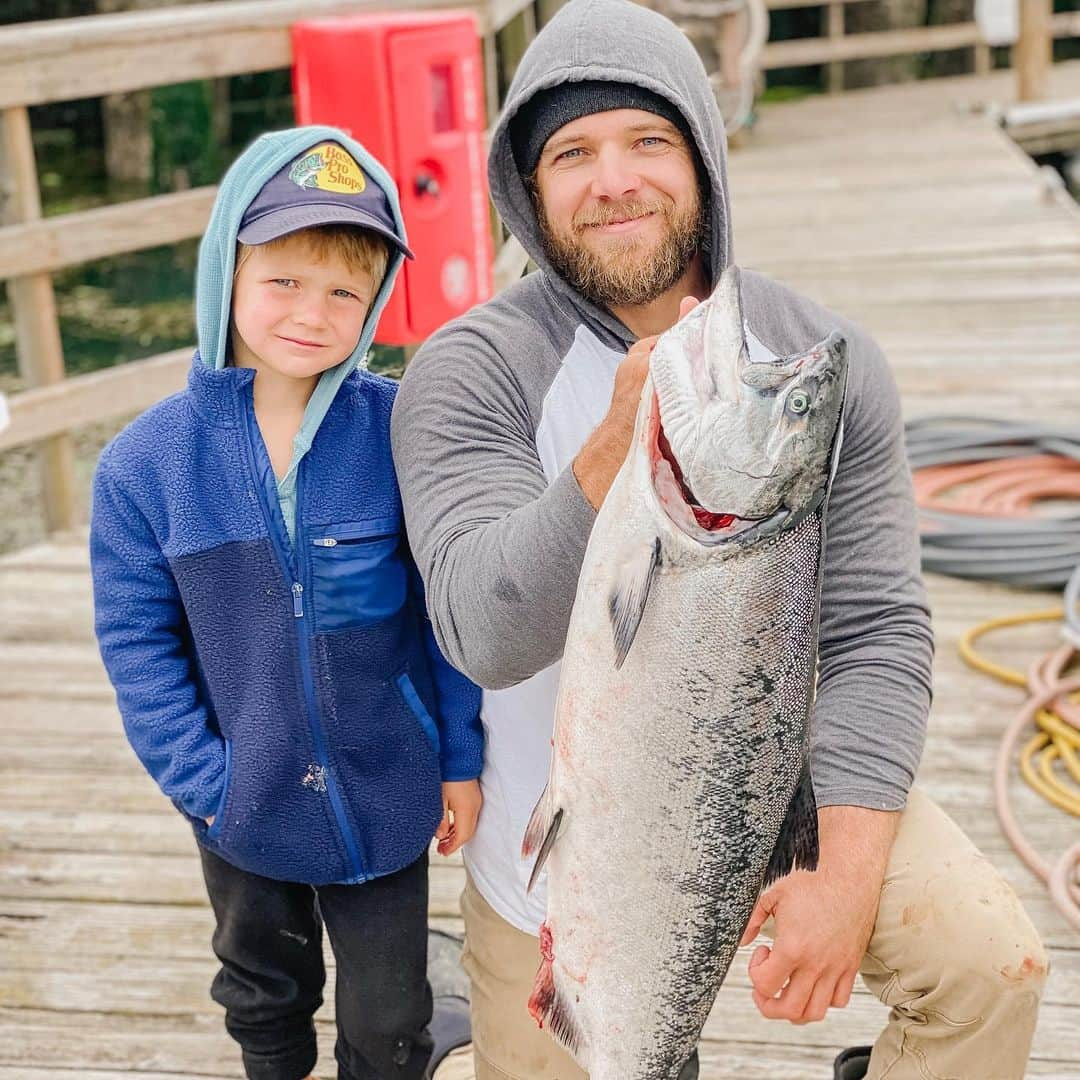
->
[391,2,1048,1078]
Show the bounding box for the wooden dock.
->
[3,64,1080,1078]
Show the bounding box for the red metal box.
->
[292,11,493,345]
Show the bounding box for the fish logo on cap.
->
[287,143,367,196]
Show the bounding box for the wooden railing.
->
[0,0,1075,534]
[750,0,1072,96]
[0,0,552,531]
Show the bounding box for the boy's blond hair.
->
[235,224,390,285]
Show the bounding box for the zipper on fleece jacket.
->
[239,390,367,882]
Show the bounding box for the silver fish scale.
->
[542,501,823,1079]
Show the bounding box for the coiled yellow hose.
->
[959,611,1080,929]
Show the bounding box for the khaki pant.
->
[460,788,1048,1080]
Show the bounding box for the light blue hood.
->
[195,125,409,538]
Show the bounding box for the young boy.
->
[90,127,484,1080]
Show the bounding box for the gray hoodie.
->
[392,0,933,933]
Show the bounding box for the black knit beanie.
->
[509,80,694,177]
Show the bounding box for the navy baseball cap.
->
[237,141,414,259]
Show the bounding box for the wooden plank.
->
[0,849,468,911]
[0,536,89,570]
[0,187,215,280]
[0,0,536,110]
[0,348,190,453]
[761,22,983,69]
[766,0,866,8]
[1,107,77,533]
[6,938,1079,1019]
[826,1,845,95]
[1052,9,1080,39]
[2,999,1077,1078]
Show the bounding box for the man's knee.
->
[872,854,1049,1020]
[936,865,1046,1001]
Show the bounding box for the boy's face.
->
[231,234,375,381]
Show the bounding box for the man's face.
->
[532,108,705,309]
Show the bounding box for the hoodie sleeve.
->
[810,334,935,811]
[392,324,597,690]
[407,563,484,782]
[90,452,227,820]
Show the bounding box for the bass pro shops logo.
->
[288,143,367,195]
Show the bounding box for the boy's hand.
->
[435,779,482,856]
[205,816,215,827]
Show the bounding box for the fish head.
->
[644,266,848,549]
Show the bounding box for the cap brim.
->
[237,203,415,259]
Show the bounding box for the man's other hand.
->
[739,805,899,1024]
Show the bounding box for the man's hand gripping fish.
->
[522,266,849,1078]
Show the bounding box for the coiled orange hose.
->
[907,422,1080,930]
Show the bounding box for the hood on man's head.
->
[487,0,732,334]
[195,125,410,374]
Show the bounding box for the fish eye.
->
[788,389,811,415]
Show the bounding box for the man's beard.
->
[536,188,706,309]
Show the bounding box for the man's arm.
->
[392,321,655,690]
[740,331,933,1023]
[811,333,934,809]
[391,325,594,689]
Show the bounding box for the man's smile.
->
[586,211,657,234]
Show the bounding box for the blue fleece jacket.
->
[90,127,483,886]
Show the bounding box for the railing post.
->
[536,0,566,26]
[0,106,78,533]
[825,1,845,94]
[1016,0,1052,102]
[497,7,534,95]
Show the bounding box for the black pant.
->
[199,845,434,1080]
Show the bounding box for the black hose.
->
[905,417,1080,589]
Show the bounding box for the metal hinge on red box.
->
[292,10,493,346]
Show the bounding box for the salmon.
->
[522,266,848,1078]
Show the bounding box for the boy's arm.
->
[90,456,227,820]
[408,563,483,782]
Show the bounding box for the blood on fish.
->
[657,421,737,531]
[539,921,555,962]
[529,924,557,1029]
[692,507,736,530]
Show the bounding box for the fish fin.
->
[761,763,819,890]
[528,957,583,1057]
[522,784,563,893]
[522,783,555,857]
[525,807,563,895]
[608,536,661,670]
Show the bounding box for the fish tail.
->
[762,762,819,889]
[528,927,583,1057]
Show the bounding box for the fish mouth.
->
[650,400,794,546]
[655,423,737,531]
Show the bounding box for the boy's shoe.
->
[833,1045,873,1080]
